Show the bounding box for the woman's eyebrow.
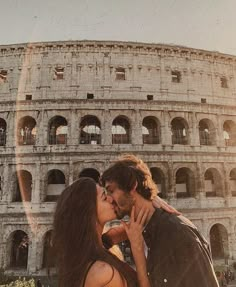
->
[101,190,106,198]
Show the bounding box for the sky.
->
[1,0,236,55]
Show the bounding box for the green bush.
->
[0,277,35,287]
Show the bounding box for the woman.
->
[53,177,150,287]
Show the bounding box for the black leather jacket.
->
[143,208,219,287]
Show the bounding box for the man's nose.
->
[106,194,114,204]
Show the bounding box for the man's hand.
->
[152,196,181,215]
[102,225,128,248]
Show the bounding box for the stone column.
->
[28,233,37,273]
[229,217,236,260]
[0,224,4,268]
[223,163,231,209]
[131,109,142,145]
[223,163,231,196]
[217,116,225,147]
[103,53,111,88]
[32,162,41,204]
[2,163,10,202]
[228,218,235,260]
[196,160,206,208]
[159,54,167,91]
[69,161,74,185]
[102,109,112,145]
[162,111,172,146]
[191,112,200,146]
[196,160,204,194]
[69,109,78,146]
[71,56,79,87]
[168,161,176,201]
[41,110,49,146]
[2,164,8,201]
[77,110,82,145]
[0,237,7,269]
[7,111,16,147]
[201,219,209,241]
[36,111,44,146]
[34,238,43,272]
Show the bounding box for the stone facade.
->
[0,40,236,275]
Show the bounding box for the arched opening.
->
[142,117,160,144]
[9,230,29,269]
[175,167,195,198]
[0,118,7,146]
[13,170,32,202]
[150,167,166,198]
[230,169,236,196]
[17,116,36,145]
[204,168,223,197]
[42,230,56,268]
[210,224,229,260]
[48,116,68,145]
[199,119,216,146]
[223,120,236,146]
[80,116,101,144]
[79,168,100,183]
[45,169,65,202]
[171,117,189,145]
[112,116,130,144]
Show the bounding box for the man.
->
[101,154,219,287]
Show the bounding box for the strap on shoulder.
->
[103,265,115,286]
[82,260,97,287]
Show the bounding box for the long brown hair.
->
[53,177,137,287]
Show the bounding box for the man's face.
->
[104,181,134,219]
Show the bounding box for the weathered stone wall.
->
[0,40,236,274]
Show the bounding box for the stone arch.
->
[223,120,236,146]
[171,117,189,145]
[199,118,216,146]
[48,116,68,145]
[45,169,66,202]
[0,117,7,146]
[7,230,29,269]
[210,224,229,260]
[204,168,223,197]
[112,116,131,144]
[79,168,100,183]
[42,230,56,268]
[79,115,101,144]
[17,116,36,145]
[229,168,236,196]
[3,224,31,242]
[175,167,195,198]
[142,116,161,144]
[150,167,167,198]
[12,170,32,202]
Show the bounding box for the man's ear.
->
[130,181,138,195]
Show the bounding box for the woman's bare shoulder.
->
[84,260,126,287]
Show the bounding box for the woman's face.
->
[96,184,116,226]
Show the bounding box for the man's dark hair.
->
[101,154,157,199]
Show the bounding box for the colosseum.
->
[0,40,236,276]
